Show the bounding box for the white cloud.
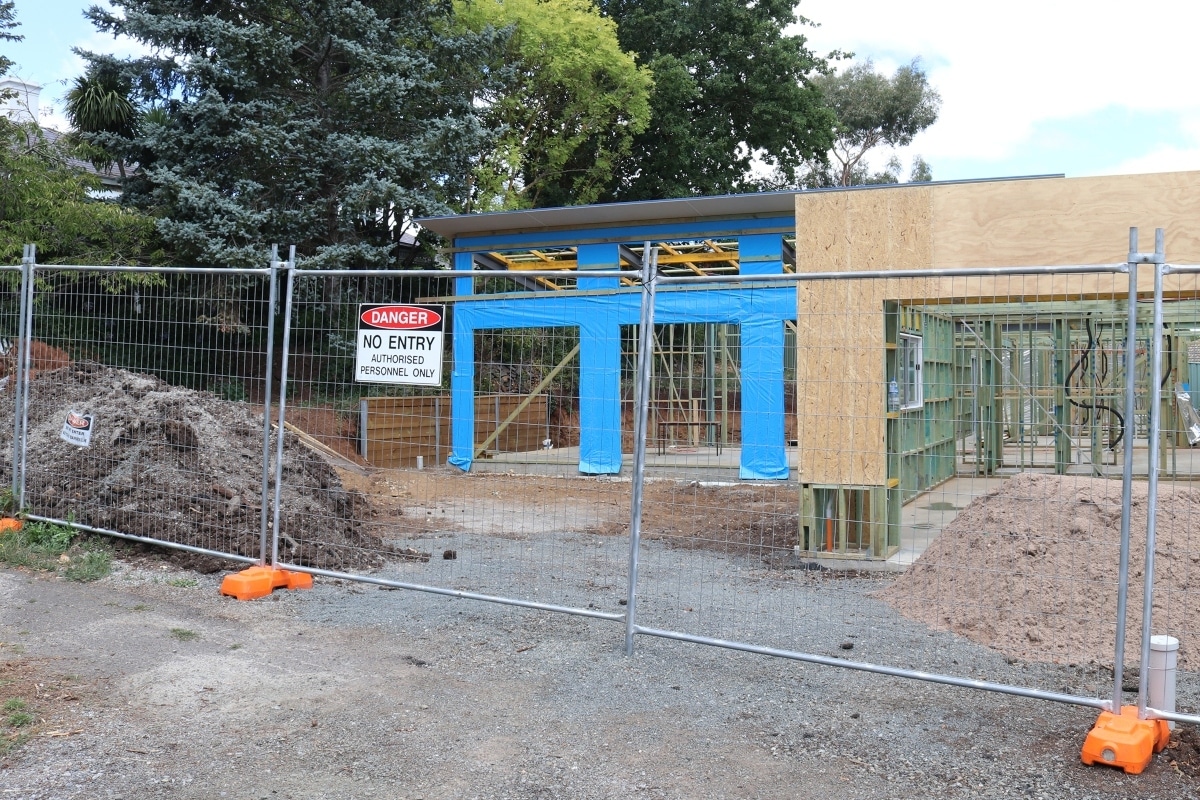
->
[1106,147,1200,176]
[794,0,1200,169]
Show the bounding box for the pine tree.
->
[80,0,507,267]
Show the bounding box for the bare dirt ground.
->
[1,562,1199,800]
[884,472,1200,669]
[338,467,800,551]
[2,366,1199,797]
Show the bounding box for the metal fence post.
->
[1109,229,1141,712]
[17,245,35,510]
[1138,228,1167,719]
[624,243,657,656]
[11,246,31,504]
[257,247,281,564]
[270,246,297,567]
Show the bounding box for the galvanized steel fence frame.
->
[9,229,1198,731]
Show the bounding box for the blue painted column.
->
[449,250,476,470]
[737,234,789,480]
[576,243,622,474]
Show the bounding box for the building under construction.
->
[407,170,1200,560]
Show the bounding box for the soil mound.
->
[0,362,384,571]
[881,472,1200,669]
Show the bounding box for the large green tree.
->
[454,0,652,210]
[0,2,165,266]
[806,59,940,187]
[595,0,836,201]
[80,0,507,268]
[0,122,167,266]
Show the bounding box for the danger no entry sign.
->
[354,304,445,386]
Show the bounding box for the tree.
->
[595,0,836,201]
[65,67,139,179]
[808,59,940,187]
[0,122,167,266]
[453,0,651,210]
[78,0,508,268]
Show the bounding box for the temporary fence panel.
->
[1145,258,1200,726]
[18,262,277,564]
[0,260,26,505]
[270,267,638,620]
[9,237,1195,736]
[624,265,1149,712]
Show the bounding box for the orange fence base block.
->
[1081,706,1170,775]
[0,517,23,534]
[219,565,313,601]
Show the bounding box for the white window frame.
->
[898,332,924,410]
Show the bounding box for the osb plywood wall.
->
[794,170,1200,486]
[795,186,933,486]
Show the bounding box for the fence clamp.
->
[219,565,313,601]
[1080,706,1169,775]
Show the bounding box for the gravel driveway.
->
[0,555,1195,800]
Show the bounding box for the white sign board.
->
[354,304,445,386]
[60,411,94,447]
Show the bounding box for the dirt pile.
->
[0,362,386,571]
[881,472,1200,669]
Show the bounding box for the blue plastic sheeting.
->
[577,244,622,473]
[447,285,794,478]
[739,319,789,479]
[733,234,789,479]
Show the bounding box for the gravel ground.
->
[0,546,1197,800]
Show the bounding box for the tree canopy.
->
[80,0,507,267]
[0,3,162,266]
[808,58,940,187]
[595,0,836,201]
[65,66,139,179]
[0,123,167,266]
[454,0,652,210]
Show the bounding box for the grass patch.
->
[169,628,199,642]
[3,699,34,735]
[166,577,198,588]
[5,711,32,727]
[64,549,112,582]
[0,522,111,582]
[0,731,29,756]
[131,603,151,612]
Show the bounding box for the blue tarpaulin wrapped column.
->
[734,234,789,480]
[448,250,477,471]
[577,244,623,474]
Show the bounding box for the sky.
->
[794,0,1200,181]
[4,0,1200,184]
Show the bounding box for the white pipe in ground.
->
[1149,635,1180,730]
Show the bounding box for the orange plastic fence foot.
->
[0,517,23,534]
[1080,705,1170,775]
[219,565,313,601]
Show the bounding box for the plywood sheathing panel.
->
[795,186,934,486]
[364,394,546,468]
[930,171,1200,268]
[795,170,1200,487]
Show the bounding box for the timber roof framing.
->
[466,238,764,290]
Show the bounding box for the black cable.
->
[1063,316,1126,450]
[1162,330,1173,389]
